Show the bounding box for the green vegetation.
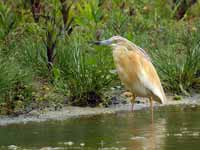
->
[0,0,199,114]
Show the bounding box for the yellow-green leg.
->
[130,94,136,112]
[150,97,154,122]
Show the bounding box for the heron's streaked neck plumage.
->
[131,43,152,62]
[114,38,151,62]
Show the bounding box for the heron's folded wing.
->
[136,54,166,103]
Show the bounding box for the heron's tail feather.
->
[154,86,167,104]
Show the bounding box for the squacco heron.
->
[94,36,167,116]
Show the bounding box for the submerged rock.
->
[130,136,145,140]
[80,142,85,146]
[40,147,64,150]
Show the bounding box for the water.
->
[0,105,200,150]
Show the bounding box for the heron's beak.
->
[93,39,112,46]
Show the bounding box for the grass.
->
[149,20,200,94]
[0,0,200,114]
[0,56,33,114]
[56,33,116,106]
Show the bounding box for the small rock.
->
[111,97,120,105]
[8,145,18,150]
[110,87,115,91]
[116,86,121,89]
[63,97,68,104]
[135,100,140,104]
[80,142,85,146]
[64,141,73,146]
[121,100,127,104]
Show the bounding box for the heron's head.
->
[93,35,152,61]
[93,36,129,48]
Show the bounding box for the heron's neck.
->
[121,41,152,61]
[113,45,128,53]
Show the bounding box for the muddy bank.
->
[0,94,199,126]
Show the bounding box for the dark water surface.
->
[0,105,200,150]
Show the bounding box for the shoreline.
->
[0,94,199,126]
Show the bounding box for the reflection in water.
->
[126,117,166,150]
[0,105,200,150]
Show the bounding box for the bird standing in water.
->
[94,36,167,117]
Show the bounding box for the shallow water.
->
[0,105,200,150]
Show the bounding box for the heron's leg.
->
[122,92,135,112]
[130,94,136,112]
[150,97,154,122]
